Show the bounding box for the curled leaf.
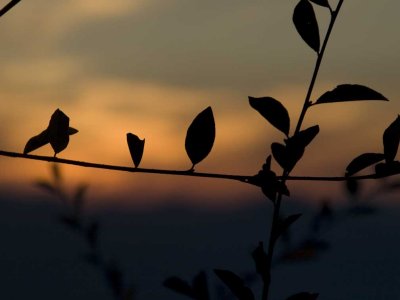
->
[345,153,385,176]
[315,84,388,104]
[185,107,215,168]
[214,269,254,300]
[24,130,49,154]
[293,0,320,52]
[126,133,145,167]
[249,96,290,136]
[383,115,400,163]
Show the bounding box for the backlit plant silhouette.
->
[1,0,399,299]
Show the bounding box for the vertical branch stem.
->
[0,0,21,18]
[262,1,345,300]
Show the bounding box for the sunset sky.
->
[1,0,399,208]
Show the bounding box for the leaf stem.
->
[0,0,21,18]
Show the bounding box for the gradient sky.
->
[0,0,399,207]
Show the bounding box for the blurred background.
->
[0,0,400,299]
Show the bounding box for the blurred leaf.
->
[286,292,319,300]
[252,242,268,282]
[23,129,49,154]
[48,109,70,155]
[345,178,359,196]
[249,96,290,136]
[185,107,215,168]
[309,0,329,7]
[51,162,62,184]
[315,84,388,104]
[383,115,400,162]
[123,287,135,300]
[214,269,254,300]
[278,214,302,238]
[35,180,57,195]
[126,133,145,167]
[59,214,80,230]
[105,262,124,298]
[345,153,385,176]
[293,0,320,52]
[164,277,195,299]
[86,221,99,249]
[192,271,210,300]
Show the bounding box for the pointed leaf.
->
[289,125,319,148]
[23,129,49,154]
[185,107,215,167]
[47,109,70,155]
[309,0,329,7]
[272,142,304,172]
[163,277,195,299]
[293,0,320,52]
[214,269,254,300]
[252,242,268,282]
[249,97,290,136]
[315,84,388,104]
[271,143,288,170]
[127,133,145,167]
[345,153,385,176]
[383,115,400,162]
[286,292,319,300]
[68,127,79,135]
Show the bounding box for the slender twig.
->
[0,150,386,183]
[294,0,344,134]
[0,0,21,18]
[263,2,345,300]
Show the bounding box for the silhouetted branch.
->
[0,0,21,18]
[0,150,385,183]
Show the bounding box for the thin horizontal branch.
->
[0,150,385,183]
[0,0,21,18]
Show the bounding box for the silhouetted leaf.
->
[249,97,290,136]
[48,109,70,155]
[345,153,385,176]
[252,242,268,282]
[309,0,329,7]
[185,107,215,168]
[375,161,400,177]
[24,130,49,154]
[289,125,319,148]
[192,271,210,300]
[272,126,319,172]
[214,269,254,300]
[286,292,319,300]
[126,133,145,167]
[383,115,400,163]
[293,0,320,52]
[345,178,359,196]
[315,84,388,104]
[271,142,303,172]
[105,262,124,298]
[164,277,195,299]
